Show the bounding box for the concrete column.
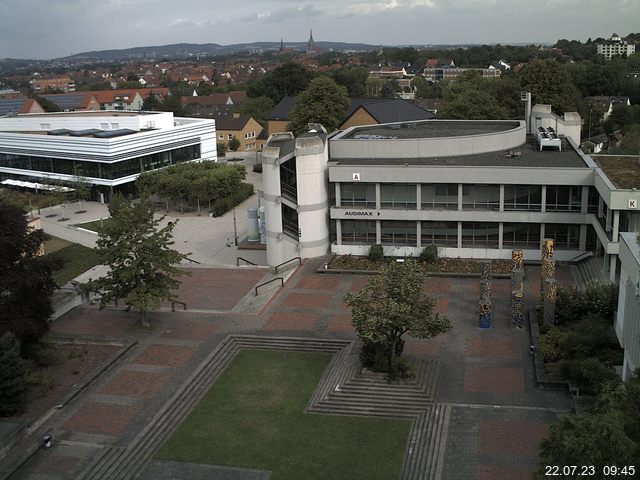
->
[335,183,341,208]
[539,223,545,249]
[336,219,342,245]
[416,221,422,248]
[375,183,381,210]
[609,255,617,282]
[457,221,463,249]
[499,185,505,213]
[416,184,421,211]
[498,222,504,251]
[541,185,547,213]
[581,185,589,214]
[579,224,587,251]
[612,210,620,240]
[606,205,612,232]
[458,184,463,211]
[376,220,381,244]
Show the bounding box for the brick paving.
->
[5,261,579,480]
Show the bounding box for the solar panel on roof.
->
[0,98,26,115]
[93,129,137,138]
[48,129,71,135]
[69,129,103,137]
[42,94,84,110]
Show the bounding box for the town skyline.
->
[0,0,638,59]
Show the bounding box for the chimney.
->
[233,112,240,119]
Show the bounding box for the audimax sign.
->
[344,211,381,216]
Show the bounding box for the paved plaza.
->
[1,258,576,480]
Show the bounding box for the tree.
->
[227,135,241,152]
[235,96,274,127]
[519,59,580,112]
[71,170,91,212]
[287,76,349,134]
[0,332,27,417]
[32,95,59,112]
[86,195,187,327]
[142,91,163,111]
[331,66,368,97]
[0,203,61,346]
[248,62,314,104]
[343,259,451,380]
[158,94,187,117]
[438,75,509,120]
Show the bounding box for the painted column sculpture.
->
[479,261,492,328]
[540,239,557,325]
[510,250,525,328]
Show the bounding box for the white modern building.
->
[262,107,640,284]
[0,111,217,200]
[597,33,636,61]
[615,232,640,380]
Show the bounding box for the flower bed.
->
[328,254,512,275]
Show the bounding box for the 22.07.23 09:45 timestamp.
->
[545,465,636,477]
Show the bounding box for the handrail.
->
[171,301,187,312]
[185,256,202,264]
[255,277,283,296]
[236,256,257,266]
[274,256,302,274]
[569,251,593,264]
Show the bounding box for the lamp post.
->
[588,107,592,142]
[233,207,238,246]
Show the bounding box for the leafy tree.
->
[71,170,91,211]
[227,135,241,152]
[248,62,315,104]
[158,94,187,117]
[86,195,187,327]
[234,96,274,127]
[0,203,61,346]
[0,332,27,417]
[32,95,59,112]
[142,91,163,111]
[288,76,349,134]
[438,74,509,120]
[217,142,228,157]
[331,66,368,97]
[519,59,580,112]
[343,259,451,379]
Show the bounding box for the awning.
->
[1,179,74,192]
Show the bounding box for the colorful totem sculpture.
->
[540,239,557,325]
[510,249,524,328]
[479,261,492,328]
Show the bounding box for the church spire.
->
[279,37,284,52]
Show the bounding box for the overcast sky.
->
[0,0,638,59]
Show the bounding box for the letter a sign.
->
[352,173,361,181]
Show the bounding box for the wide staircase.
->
[574,255,607,290]
[76,336,449,480]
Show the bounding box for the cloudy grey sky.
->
[0,0,638,59]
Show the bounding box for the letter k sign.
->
[629,199,638,209]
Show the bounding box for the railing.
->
[255,277,283,296]
[236,257,257,266]
[171,301,187,312]
[274,256,302,274]
[185,256,202,264]
[569,251,594,264]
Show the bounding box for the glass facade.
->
[341,220,376,244]
[504,185,542,211]
[381,221,417,245]
[279,157,297,202]
[462,185,500,210]
[282,204,298,239]
[461,222,499,248]
[502,223,541,248]
[545,223,580,250]
[0,145,200,180]
[546,186,582,212]
[421,184,458,209]
[381,183,417,209]
[340,183,376,208]
[421,221,458,247]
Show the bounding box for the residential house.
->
[40,93,100,112]
[585,96,631,121]
[0,97,44,115]
[30,76,75,93]
[597,34,636,61]
[488,60,511,72]
[215,112,263,152]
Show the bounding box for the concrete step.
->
[310,403,421,418]
[76,446,124,480]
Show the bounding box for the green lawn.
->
[156,350,411,480]
[44,239,101,285]
[73,218,111,233]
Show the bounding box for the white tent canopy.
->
[1,179,74,192]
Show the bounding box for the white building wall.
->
[0,111,174,131]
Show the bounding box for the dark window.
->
[546,186,581,212]
[502,223,541,248]
[421,221,458,246]
[462,222,499,248]
[504,185,542,211]
[381,220,417,246]
[279,157,297,202]
[462,185,500,210]
[588,186,599,213]
[341,183,376,208]
[422,184,458,209]
[282,204,298,239]
[381,183,417,209]
[545,223,580,250]
[341,220,376,244]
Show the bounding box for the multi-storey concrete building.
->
[597,33,636,61]
[615,232,640,380]
[0,111,216,200]
[261,108,640,286]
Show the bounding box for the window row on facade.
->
[340,220,593,250]
[0,145,200,180]
[338,183,598,213]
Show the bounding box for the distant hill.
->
[65,41,380,60]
